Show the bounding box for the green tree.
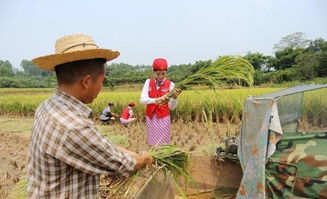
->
[294,52,319,80]
[317,52,327,77]
[274,47,304,70]
[302,38,327,77]
[305,38,327,53]
[20,60,52,76]
[0,77,22,87]
[0,60,14,76]
[190,60,211,73]
[168,63,193,82]
[266,56,278,71]
[105,63,152,85]
[243,52,274,71]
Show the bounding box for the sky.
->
[1,0,327,69]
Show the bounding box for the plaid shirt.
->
[27,89,136,199]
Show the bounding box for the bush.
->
[0,76,57,88]
[0,77,22,88]
[267,68,299,84]
[253,70,270,85]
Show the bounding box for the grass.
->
[0,117,33,135]
[9,178,27,199]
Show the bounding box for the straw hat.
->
[32,34,120,71]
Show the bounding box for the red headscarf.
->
[152,58,168,71]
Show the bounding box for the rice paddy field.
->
[0,87,326,126]
[0,86,326,198]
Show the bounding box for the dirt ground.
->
[0,117,241,198]
[0,118,32,198]
[1,116,326,198]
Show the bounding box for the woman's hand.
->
[172,88,182,99]
[155,95,169,105]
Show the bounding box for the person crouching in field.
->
[140,58,182,146]
[100,102,118,125]
[120,102,137,126]
[27,34,153,199]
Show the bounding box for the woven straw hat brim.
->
[32,49,120,71]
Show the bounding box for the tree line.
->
[1,32,326,88]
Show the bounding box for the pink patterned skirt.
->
[146,114,171,146]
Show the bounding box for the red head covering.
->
[152,58,168,71]
[128,102,136,107]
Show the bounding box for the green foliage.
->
[0,60,14,76]
[167,63,194,82]
[274,47,305,70]
[0,76,57,88]
[317,52,327,77]
[254,68,301,85]
[0,77,22,87]
[167,61,212,83]
[253,70,270,85]
[105,63,152,85]
[20,59,52,77]
[305,38,327,53]
[294,52,319,80]
[191,60,212,73]
[243,52,270,71]
[269,68,299,83]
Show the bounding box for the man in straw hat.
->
[27,34,153,198]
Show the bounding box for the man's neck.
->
[58,85,83,102]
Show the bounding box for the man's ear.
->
[81,75,92,90]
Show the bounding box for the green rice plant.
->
[2,87,326,126]
[177,56,254,88]
[158,56,255,104]
[0,88,282,122]
[148,144,192,183]
[302,89,327,127]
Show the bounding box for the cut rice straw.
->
[105,144,193,199]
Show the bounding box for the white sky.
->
[1,0,327,68]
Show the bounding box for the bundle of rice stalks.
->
[157,56,255,104]
[149,144,193,198]
[102,144,192,199]
[149,144,192,182]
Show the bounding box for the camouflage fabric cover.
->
[237,98,282,199]
[266,132,327,198]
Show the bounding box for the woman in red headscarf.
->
[140,58,181,146]
[120,102,136,126]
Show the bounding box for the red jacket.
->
[121,107,131,119]
[146,78,171,118]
